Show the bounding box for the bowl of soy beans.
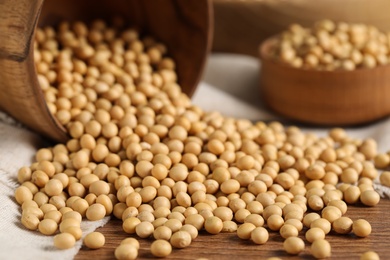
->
[259,19,390,126]
[0,0,212,142]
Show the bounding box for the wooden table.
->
[76,198,390,259]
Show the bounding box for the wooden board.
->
[76,199,390,259]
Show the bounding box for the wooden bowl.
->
[0,0,212,142]
[259,37,390,126]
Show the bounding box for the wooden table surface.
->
[76,198,390,260]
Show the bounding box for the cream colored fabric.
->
[0,53,389,259]
[0,114,110,260]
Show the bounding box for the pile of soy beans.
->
[271,19,390,71]
[13,18,388,260]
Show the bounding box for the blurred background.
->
[212,0,390,56]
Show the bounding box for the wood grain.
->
[0,0,68,142]
[76,199,390,259]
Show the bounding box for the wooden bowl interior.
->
[259,37,390,126]
[39,0,212,97]
[0,0,212,142]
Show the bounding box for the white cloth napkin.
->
[0,114,110,260]
[1,53,390,259]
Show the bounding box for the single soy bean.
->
[84,232,105,249]
[150,239,172,257]
[53,233,76,250]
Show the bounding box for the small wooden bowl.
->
[259,37,390,126]
[0,0,212,142]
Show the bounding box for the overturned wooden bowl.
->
[259,37,390,126]
[0,0,212,142]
